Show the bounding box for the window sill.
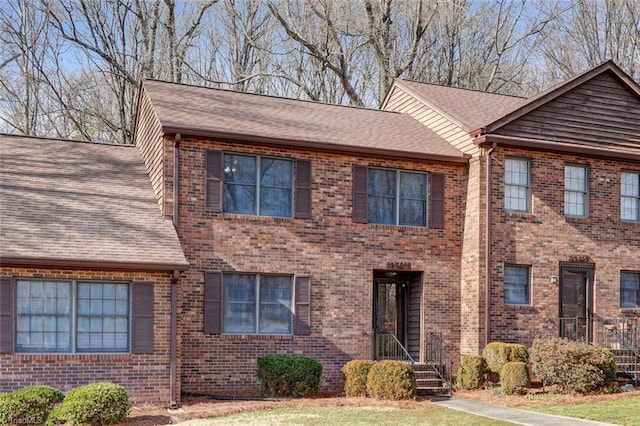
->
[620,308,640,314]
[222,213,293,223]
[504,211,533,218]
[565,216,590,222]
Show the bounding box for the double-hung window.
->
[222,274,292,334]
[620,272,640,308]
[368,168,428,226]
[504,265,530,305]
[352,165,444,227]
[505,158,531,212]
[223,154,292,217]
[15,280,130,353]
[621,171,640,222]
[564,165,588,217]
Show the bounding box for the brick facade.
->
[487,148,640,346]
[0,267,177,403]
[172,136,465,395]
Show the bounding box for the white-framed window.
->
[223,154,292,218]
[564,165,588,217]
[505,157,531,212]
[368,168,428,226]
[621,171,640,222]
[504,265,530,305]
[621,272,640,308]
[15,280,130,353]
[223,274,292,335]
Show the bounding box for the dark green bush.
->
[500,361,530,395]
[366,361,416,400]
[482,342,529,375]
[456,354,487,390]
[48,382,130,425]
[0,386,64,425]
[602,349,617,382]
[342,360,376,397]
[531,338,612,394]
[257,355,323,398]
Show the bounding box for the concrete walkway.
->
[434,397,619,426]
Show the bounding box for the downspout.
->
[170,133,181,409]
[484,142,497,348]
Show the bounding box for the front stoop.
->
[413,363,450,396]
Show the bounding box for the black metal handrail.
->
[425,332,454,395]
[375,331,415,364]
[546,316,638,383]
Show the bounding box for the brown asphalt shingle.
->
[392,79,528,132]
[141,80,467,161]
[0,134,188,269]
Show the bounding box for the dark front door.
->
[560,269,591,342]
[373,279,408,360]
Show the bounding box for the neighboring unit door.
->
[373,279,408,360]
[559,269,591,342]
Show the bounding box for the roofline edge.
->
[0,256,190,272]
[162,126,470,164]
[476,134,640,161]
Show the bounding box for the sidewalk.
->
[434,397,619,426]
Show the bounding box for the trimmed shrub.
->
[257,355,323,398]
[500,361,530,395]
[0,386,64,425]
[456,355,487,390]
[342,360,376,397]
[482,342,529,375]
[366,361,416,400]
[531,338,613,394]
[48,382,130,425]
[602,349,617,382]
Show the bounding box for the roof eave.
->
[162,126,470,164]
[0,255,190,272]
[475,134,640,161]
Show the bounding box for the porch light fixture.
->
[385,271,398,277]
[549,274,558,284]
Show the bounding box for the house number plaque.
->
[568,255,590,263]
[387,262,411,269]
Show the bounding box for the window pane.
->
[369,169,395,197]
[223,275,256,333]
[621,197,639,221]
[260,187,291,217]
[259,276,292,334]
[260,158,292,188]
[224,154,257,214]
[505,158,529,185]
[621,172,639,197]
[565,166,587,216]
[399,172,427,199]
[15,280,71,353]
[368,196,395,224]
[399,199,426,226]
[504,266,530,305]
[621,273,639,308]
[76,282,129,352]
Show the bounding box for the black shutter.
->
[294,275,311,335]
[429,173,445,228]
[132,282,154,354]
[0,277,13,353]
[205,149,223,212]
[204,271,222,334]
[352,165,368,223]
[294,159,312,219]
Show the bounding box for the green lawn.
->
[529,395,640,426]
[175,406,515,425]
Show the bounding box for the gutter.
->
[484,142,497,348]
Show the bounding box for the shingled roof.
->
[390,79,527,133]
[0,134,188,270]
[139,80,468,163]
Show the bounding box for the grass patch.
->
[175,406,515,425]
[529,395,640,426]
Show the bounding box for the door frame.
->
[558,263,594,342]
